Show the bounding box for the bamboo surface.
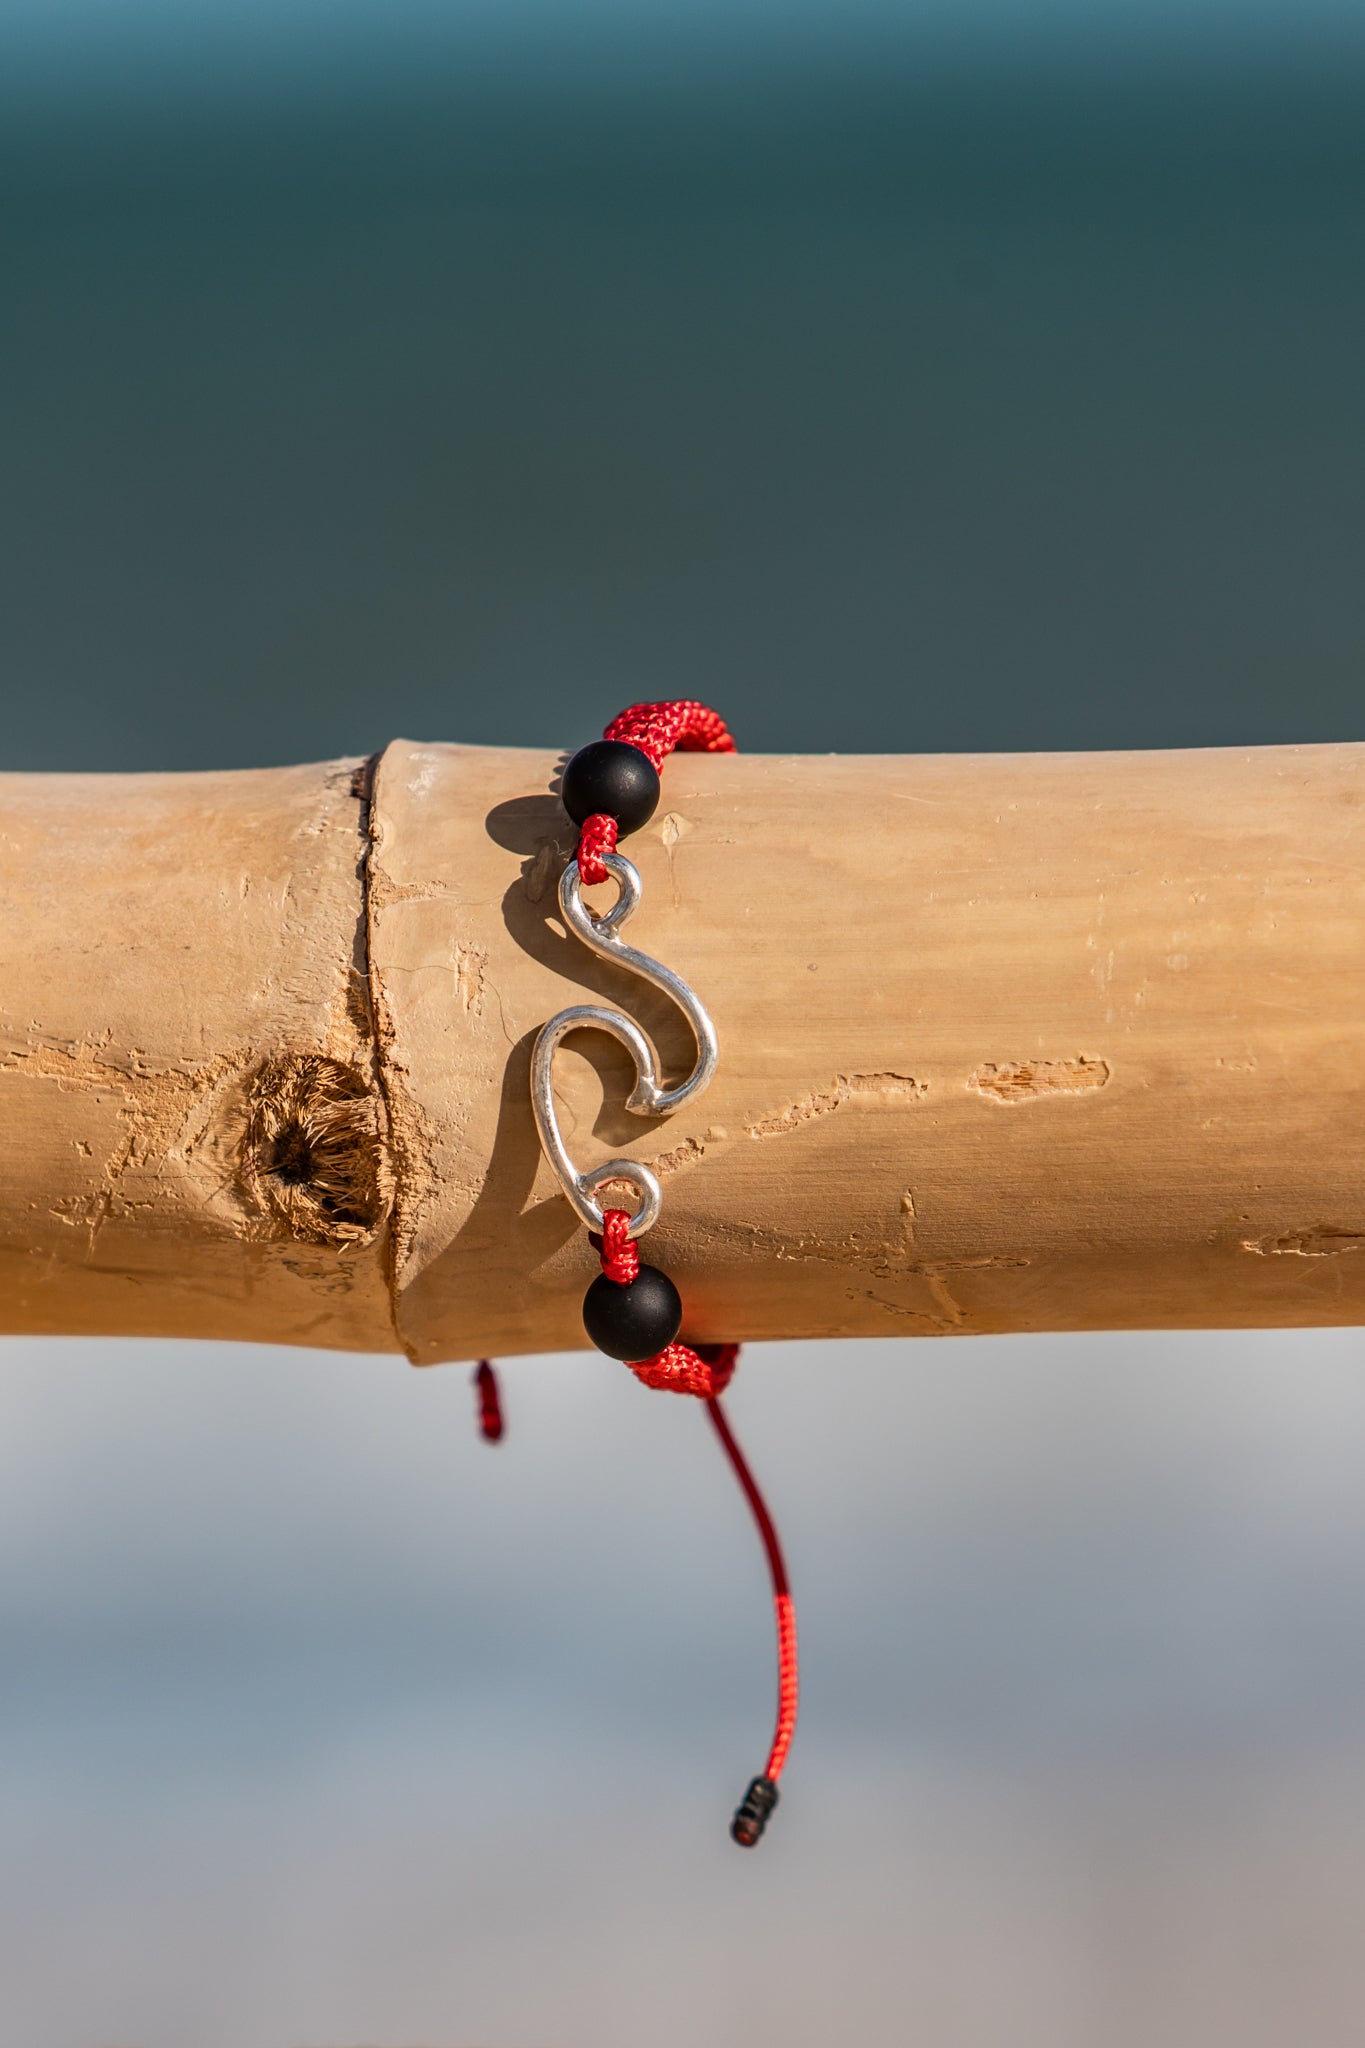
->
[1,739,1361,1361]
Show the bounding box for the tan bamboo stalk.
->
[1,739,1361,1363]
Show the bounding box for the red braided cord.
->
[576,812,618,888]
[597,1209,639,1285]
[567,704,797,1813]
[627,1338,737,1399]
[604,699,737,770]
[707,1395,799,1783]
[594,1215,737,1395]
[768,1594,799,1780]
[575,700,735,880]
[473,1359,503,1443]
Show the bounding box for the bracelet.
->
[476,702,796,1849]
[534,703,728,1390]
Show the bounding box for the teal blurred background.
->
[3,0,1364,767]
[2,6,1365,2046]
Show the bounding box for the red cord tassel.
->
[473,1359,503,1444]
[707,1394,798,1842]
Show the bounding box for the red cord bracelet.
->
[476,702,796,1849]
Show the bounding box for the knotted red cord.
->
[707,1395,799,1784]
[575,812,618,888]
[595,1207,639,1285]
[594,1215,736,1397]
[626,1340,736,1399]
[473,1359,503,1443]
[575,699,737,884]
[488,701,797,1841]
[594,1210,798,1814]
[604,698,737,769]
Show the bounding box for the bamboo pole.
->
[1,740,1361,1362]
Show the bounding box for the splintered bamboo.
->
[0,740,1361,1361]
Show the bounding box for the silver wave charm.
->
[530,849,718,1236]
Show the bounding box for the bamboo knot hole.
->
[242,1053,393,1246]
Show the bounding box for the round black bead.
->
[583,1263,682,1362]
[561,740,661,835]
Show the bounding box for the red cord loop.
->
[597,1209,640,1285]
[604,699,738,770]
[575,811,618,887]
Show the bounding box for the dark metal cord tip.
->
[730,1774,780,1848]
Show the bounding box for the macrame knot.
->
[628,1339,739,1400]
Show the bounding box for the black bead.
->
[561,740,661,835]
[730,1774,780,1848]
[582,1264,682,1362]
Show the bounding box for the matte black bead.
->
[561,740,661,835]
[730,1774,780,1848]
[582,1264,682,1362]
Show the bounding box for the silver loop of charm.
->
[530,1007,664,1236]
[529,849,718,1237]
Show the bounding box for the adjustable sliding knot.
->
[628,1339,738,1400]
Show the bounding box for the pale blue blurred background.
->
[3,1,1365,2042]
[7,1333,1365,2047]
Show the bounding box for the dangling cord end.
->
[706,1393,798,1849]
[474,1359,504,1443]
[731,1773,780,1848]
